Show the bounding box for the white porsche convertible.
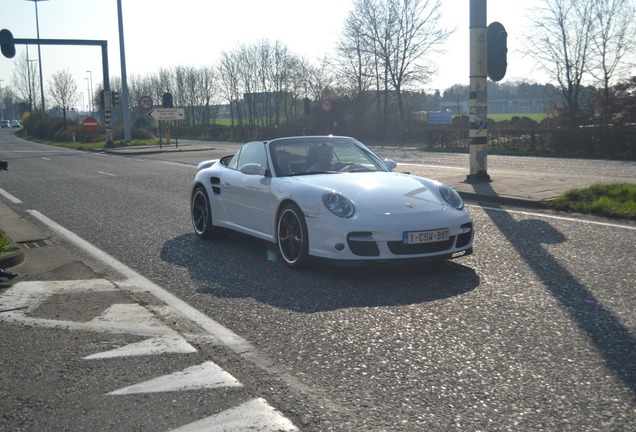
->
[191,136,473,268]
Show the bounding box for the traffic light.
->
[112,91,120,106]
[487,21,507,82]
[0,29,16,59]
[304,97,311,115]
[162,92,173,108]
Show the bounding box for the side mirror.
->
[383,159,398,170]
[240,163,267,176]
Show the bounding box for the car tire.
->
[277,203,309,268]
[191,185,219,239]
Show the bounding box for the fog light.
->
[335,243,345,251]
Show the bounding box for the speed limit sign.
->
[138,96,153,110]
[321,99,332,112]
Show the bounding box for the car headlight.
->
[439,184,464,210]
[322,191,355,218]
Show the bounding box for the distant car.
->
[1,120,10,128]
[190,135,474,268]
[11,120,20,128]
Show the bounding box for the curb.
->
[0,244,25,269]
[103,145,214,156]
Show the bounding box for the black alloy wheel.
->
[191,186,217,239]
[277,203,309,268]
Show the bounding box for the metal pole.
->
[467,0,490,183]
[28,0,48,114]
[86,70,93,116]
[84,77,90,114]
[117,0,132,142]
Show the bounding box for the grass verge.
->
[0,231,17,254]
[31,139,158,152]
[541,183,636,220]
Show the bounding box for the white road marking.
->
[469,204,636,230]
[169,397,298,432]
[397,162,465,170]
[21,210,300,429]
[108,361,242,395]
[84,335,196,359]
[0,280,193,343]
[0,188,23,204]
[28,209,256,353]
[98,171,116,176]
[41,157,51,160]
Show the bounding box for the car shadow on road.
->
[470,183,636,400]
[159,233,480,313]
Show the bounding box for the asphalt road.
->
[1,130,636,431]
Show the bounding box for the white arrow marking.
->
[107,361,241,395]
[84,335,196,360]
[169,397,298,432]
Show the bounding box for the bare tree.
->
[197,65,219,125]
[47,69,79,126]
[217,50,242,127]
[343,0,452,133]
[11,52,40,112]
[588,0,636,127]
[335,12,379,129]
[526,0,595,127]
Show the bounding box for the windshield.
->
[269,137,392,176]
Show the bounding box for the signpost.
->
[138,96,153,110]
[147,108,185,121]
[147,108,185,149]
[320,100,332,112]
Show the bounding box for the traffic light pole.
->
[467,0,490,183]
[13,37,114,146]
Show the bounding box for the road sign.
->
[321,100,332,112]
[427,111,452,124]
[147,108,185,121]
[138,96,153,110]
[82,116,99,131]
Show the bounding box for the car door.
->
[221,141,272,235]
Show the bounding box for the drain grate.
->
[21,239,55,249]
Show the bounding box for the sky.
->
[1,0,546,110]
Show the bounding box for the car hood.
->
[293,172,453,214]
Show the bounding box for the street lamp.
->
[84,77,90,115]
[85,70,93,116]
[25,0,48,114]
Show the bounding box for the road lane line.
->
[0,188,23,204]
[397,162,465,170]
[468,204,636,230]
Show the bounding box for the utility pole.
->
[117,0,131,142]
[25,0,47,115]
[467,0,490,183]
